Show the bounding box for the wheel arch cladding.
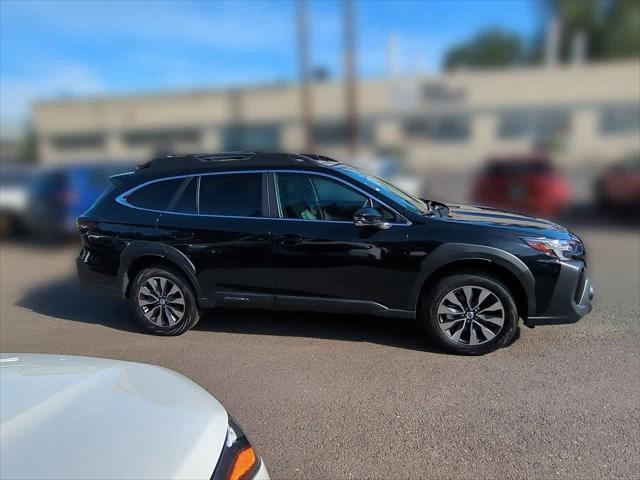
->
[411,243,535,318]
[119,241,203,300]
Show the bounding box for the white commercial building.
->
[34,60,640,172]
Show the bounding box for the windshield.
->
[336,164,432,216]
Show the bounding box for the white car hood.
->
[0,354,228,480]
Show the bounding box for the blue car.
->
[27,163,135,238]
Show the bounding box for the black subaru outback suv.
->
[77,152,593,354]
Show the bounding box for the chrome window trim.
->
[115,168,411,225]
[116,170,267,217]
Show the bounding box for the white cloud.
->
[0,0,296,121]
[0,62,106,121]
[0,0,449,122]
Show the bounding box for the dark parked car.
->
[27,163,135,238]
[595,153,640,212]
[472,155,570,218]
[77,153,593,355]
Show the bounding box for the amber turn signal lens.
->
[228,446,257,480]
[524,239,554,254]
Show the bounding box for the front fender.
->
[407,243,536,316]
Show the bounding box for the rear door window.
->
[126,178,185,210]
[198,173,263,217]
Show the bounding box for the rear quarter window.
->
[125,178,185,210]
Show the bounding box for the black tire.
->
[130,266,201,335]
[419,272,519,355]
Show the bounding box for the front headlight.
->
[211,416,261,480]
[521,237,584,260]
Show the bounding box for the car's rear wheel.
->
[420,273,519,355]
[130,267,200,335]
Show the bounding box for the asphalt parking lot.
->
[1,226,639,480]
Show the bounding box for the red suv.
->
[595,153,640,212]
[472,155,570,218]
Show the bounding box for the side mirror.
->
[353,207,391,230]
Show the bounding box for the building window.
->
[599,105,640,135]
[50,132,105,150]
[222,124,280,151]
[122,128,201,147]
[498,108,571,140]
[403,115,471,142]
[312,121,374,147]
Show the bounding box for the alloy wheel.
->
[138,276,186,327]
[436,285,505,345]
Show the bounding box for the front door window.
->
[275,173,395,222]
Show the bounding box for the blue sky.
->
[0,0,539,122]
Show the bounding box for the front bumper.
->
[525,260,594,326]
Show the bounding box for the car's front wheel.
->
[130,267,201,335]
[420,272,519,355]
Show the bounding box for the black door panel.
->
[270,171,412,309]
[270,221,411,309]
[157,214,274,299]
[156,172,273,303]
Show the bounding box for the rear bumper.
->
[76,250,120,297]
[525,260,594,326]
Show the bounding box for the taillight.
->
[76,218,96,233]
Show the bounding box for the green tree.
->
[443,29,525,70]
[540,0,640,61]
[445,1,639,70]
[601,0,640,58]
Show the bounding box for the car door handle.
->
[169,230,194,240]
[280,235,304,247]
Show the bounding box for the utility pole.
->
[343,0,358,155]
[297,0,314,152]
[544,15,562,67]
